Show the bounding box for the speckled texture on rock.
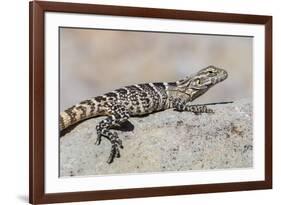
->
[60,99,252,177]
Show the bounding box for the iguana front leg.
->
[172,98,214,114]
[96,104,130,163]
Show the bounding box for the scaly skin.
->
[60,65,228,163]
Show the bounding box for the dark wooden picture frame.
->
[29,1,272,204]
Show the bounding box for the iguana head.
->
[175,65,228,101]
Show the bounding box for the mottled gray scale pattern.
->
[76,105,87,119]
[153,82,169,110]
[104,92,118,99]
[64,106,77,124]
[60,66,228,164]
[137,84,158,113]
[115,88,128,98]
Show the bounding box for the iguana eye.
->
[208,70,214,74]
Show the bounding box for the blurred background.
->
[60,28,252,110]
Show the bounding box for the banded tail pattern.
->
[60,97,102,131]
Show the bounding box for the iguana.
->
[60,65,228,163]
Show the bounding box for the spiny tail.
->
[59,97,102,131]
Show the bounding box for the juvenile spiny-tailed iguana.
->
[60,65,228,163]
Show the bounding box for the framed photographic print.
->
[29,1,272,204]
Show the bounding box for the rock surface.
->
[60,99,253,177]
